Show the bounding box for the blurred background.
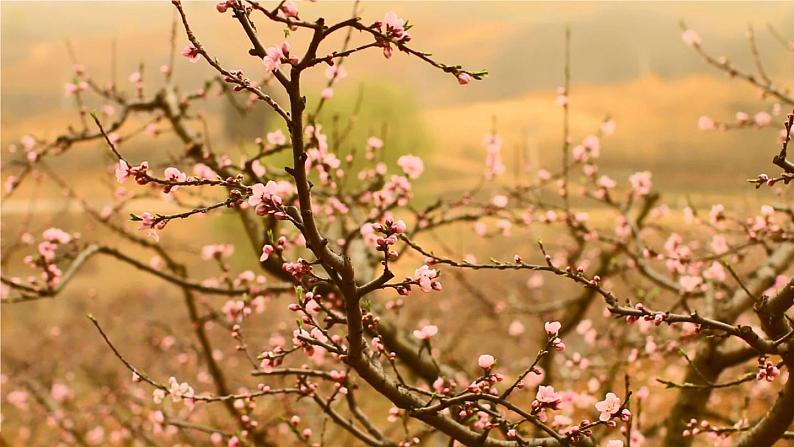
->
[2,2,794,444]
[3,2,794,202]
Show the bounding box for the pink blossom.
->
[6,390,29,410]
[251,159,266,178]
[601,120,616,135]
[164,167,187,191]
[629,171,652,196]
[38,240,57,261]
[267,129,287,146]
[679,275,702,292]
[527,273,544,289]
[321,87,334,99]
[260,244,274,262]
[508,320,525,336]
[325,65,348,81]
[681,29,702,46]
[702,262,726,282]
[193,163,217,179]
[595,392,622,421]
[263,44,288,72]
[115,160,130,183]
[582,135,600,156]
[392,219,407,234]
[756,357,781,382]
[367,137,384,149]
[139,212,160,242]
[181,44,200,63]
[698,116,715,130]
[555,94,568,107]
[64,83,78,96]
[478,354,495,369]
[483,134,505,180]
[50,383,72,402]
[42,228,72,244]
[414,265,441,292]
[167,376,195,402]
[536,385,559,403]
[280,0,298,18]
[397,155,424,179]
[145,123,158,136]
[491,195,508,208]
[544,321,561,337]
[412,324,438,340]
[457,72,472,85]
[754,111,772,126]
[201,244,234,260]
[597,175,616,189]
[248,181,284,208]
[710,235,728,254]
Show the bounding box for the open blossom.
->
[412,324,438,340]
[139,212,161,242]
[115,160,149,184]
[167,377,195,402]
[43,228,72,244]
[248,181,284,215]
[595,392,622,421]
[377,11,410,58]
[367,137,384,149]
[710,234,728,254]
[164,167,187,192]
[152,389,166,404]
[478,354,495,369]
[263,42,291,72]
[628,171,652,196]
[413,265,441,292]
[115,160,130,183]
[397,155,424,179]
[535,385,559,403]
[681,29,702,46]
[181,44,200,63]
